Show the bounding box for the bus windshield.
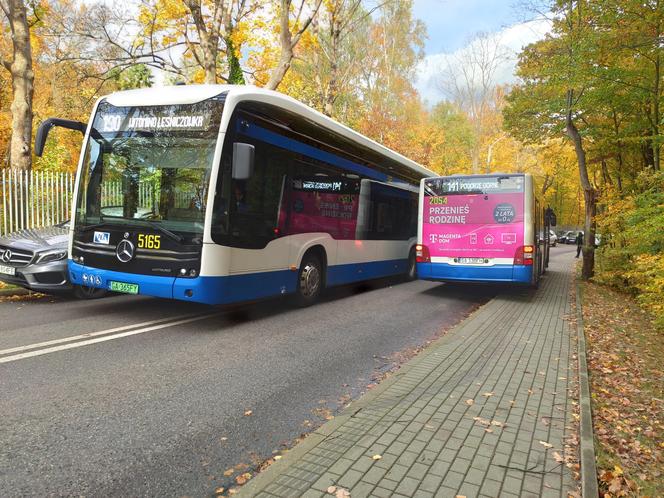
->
[75,98,224,237]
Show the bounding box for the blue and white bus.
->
[416,173,550,286]
[36,85,433,305]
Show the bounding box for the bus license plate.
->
[0,264,16,276]
[109,281,139,294]
[458,258,485,265]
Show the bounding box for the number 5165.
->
[138,234,161,249]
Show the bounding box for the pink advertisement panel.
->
[279,190,359,240]
[423,193,524,258]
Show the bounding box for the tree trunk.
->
[2,0,34,171]
[266,0,294,91]
[323,15,340,117]
[565,90,595,280]
[266,0,322,91]
[185,0,219,84]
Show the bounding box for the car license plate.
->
[109,281,139,294]
[0,264,16,276]
[458,257,485,264]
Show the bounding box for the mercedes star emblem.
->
[116,239,135,263]
[1,249,11,263]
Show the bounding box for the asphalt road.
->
[0,273,500,496]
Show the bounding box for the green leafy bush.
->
[595,171,664,328]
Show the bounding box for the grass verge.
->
[580,280,663,497]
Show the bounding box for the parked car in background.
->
[549,230,558,247]
[557,230,572,244]
[0,221,106,298]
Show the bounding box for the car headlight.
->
[37,250,68,264]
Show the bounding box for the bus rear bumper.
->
[417,262,532,284]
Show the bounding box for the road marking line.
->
[0,313,221,364]
[0,314,202,356]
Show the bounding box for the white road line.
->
[0,314,201,356]
[0,313,221,364]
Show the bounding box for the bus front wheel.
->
[295,254,323,306]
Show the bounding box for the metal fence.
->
[1,169,75,236]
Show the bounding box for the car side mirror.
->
[232,143,255,180]
[35,118,87,157]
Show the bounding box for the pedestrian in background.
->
[575,231,583,258]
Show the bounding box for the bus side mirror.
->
[232,143,255,180]
[35,118,87,157]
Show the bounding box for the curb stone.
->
[0,287,31,297]
[576,282,599,497]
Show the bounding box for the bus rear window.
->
[424,176,524,195]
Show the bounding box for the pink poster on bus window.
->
[279,190,359,240]
[423,193,524,258]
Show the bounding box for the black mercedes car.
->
[0,221,106,298]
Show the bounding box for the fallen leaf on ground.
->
[335,488,350,498]
[372,454,382,460]
[553,451,564,463]
[244,410,253,416]
[539,441,553,449]
[327,486,337,494]
[465,399,474,405]
[223,468,234,477]
[214,487,225,495]
[490,420,504,427]
[274,455,282,460]
[482,392,494,397]
[235,472,252,485]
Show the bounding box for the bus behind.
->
[417,173,548,286]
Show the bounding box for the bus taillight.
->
[514,245,534,265]
[416,244,431,263]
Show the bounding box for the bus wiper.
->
[135,219,184,244]
[76,216,108,232]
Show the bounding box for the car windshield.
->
[75,97,224,235]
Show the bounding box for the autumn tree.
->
[265,0,323,91]
[1,0,36,171]
[439,32,509,173]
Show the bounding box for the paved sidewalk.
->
[241,251,579,498]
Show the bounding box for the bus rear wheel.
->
[406,247,417,281]
[295,254,323,307]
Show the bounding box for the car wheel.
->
[73,285,107,299]
[294,254,323,307]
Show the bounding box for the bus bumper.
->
[417,262,532,284]
[68,260,298,305]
